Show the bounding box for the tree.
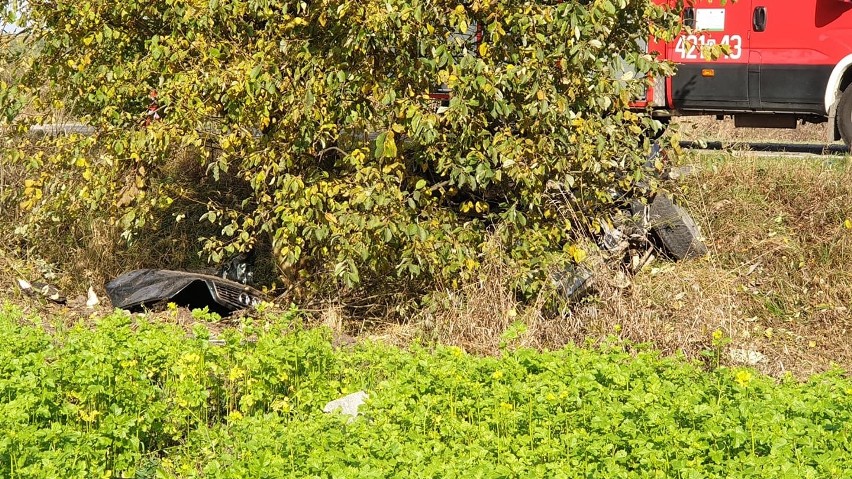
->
[1,0,678,302]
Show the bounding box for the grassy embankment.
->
[1,306,851,478]
[2,142,851,377]
[382,149,852,379]
[2,119,851,476]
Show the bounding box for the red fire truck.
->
[641,0,852,147]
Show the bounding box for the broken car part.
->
[17,278,66,304]
[216,251,256,285]
[106,269,264,316]
[644,194,708,260]
[553,264,595,301]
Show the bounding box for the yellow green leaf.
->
[383,132,397,158]
[568,245,587,263]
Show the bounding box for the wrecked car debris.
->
[553,264,595,301]
[216,251,256,285]
[106,269,264,316]
[17,278,66,304]
[552,139,707,265]
[644,194,708,260]
[545,145,706,302]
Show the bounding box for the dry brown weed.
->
[369,152,852,379]
[426,247,520,355]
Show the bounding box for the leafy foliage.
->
[1,306,851,478]
[2,0,677,297]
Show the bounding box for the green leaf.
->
[374,132,386,159]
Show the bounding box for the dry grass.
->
[427,251,520,355]
[669,153,852,376]
[554,153,850,377]
[0,143,237,306]
[370,152,852,378]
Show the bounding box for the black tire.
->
[836,86,852,148]
[647,194,707,260]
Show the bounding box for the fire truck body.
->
[647,0,852,145]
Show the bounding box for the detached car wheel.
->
[647,194,708,260]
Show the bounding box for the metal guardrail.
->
[26,123,96,137]
[10,125,851,156]
[681,140,849,156]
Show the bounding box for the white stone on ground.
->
[323,391,368,421]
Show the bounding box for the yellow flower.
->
[79,409,99,423]
[228,410,243,422]
[241,393,257,409]
[491,370,503,380]
[228,366,244,381]
[272,398,292,413]
[712,329,723,341]
[734,369,753,388]
[500,402,513,411]
[181,353,200,364]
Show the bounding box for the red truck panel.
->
[652,0,852,117]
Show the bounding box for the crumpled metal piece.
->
[106,269,264,316]
[553,264,595,301]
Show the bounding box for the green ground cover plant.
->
[1,305,850,478]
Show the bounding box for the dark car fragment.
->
[106,269,264,316]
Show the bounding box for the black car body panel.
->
[106,269,264,316]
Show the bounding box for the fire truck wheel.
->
[837,87,852,148]
[647,193,707,260]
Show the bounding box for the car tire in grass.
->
[837,86,852,149]
[647,193,707,260]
